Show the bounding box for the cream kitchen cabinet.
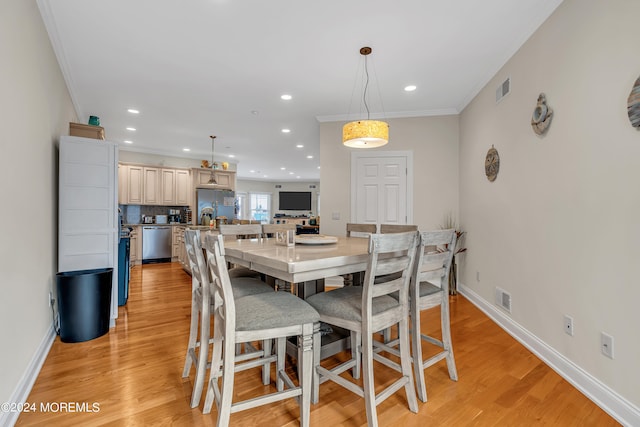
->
[118,164,128,204]
[172,225,182,260]
[161,169,176,205]
[143,167,161,205]
[175,169,191,205]
[130,226,141,265]
[126,165,144,204]
[193,168,235,191]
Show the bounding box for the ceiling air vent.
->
[496,77,511,103]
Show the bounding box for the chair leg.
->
[411,308,428,402]
[361,331,378,427]
[182,293,200,377]
[263,339,272,386]
[350,331,361,379]
[311,323,321,404]
[441,299,458,381]
[203,319,224,414]
[190,304,210,408]
[299,323,314,427]
[276,337,285,391]
[398,317,418,413]
[216,335,236,427]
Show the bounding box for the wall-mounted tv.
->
[279,191,312,211]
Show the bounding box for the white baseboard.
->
[0,325,56,427]
[459,283,640,427]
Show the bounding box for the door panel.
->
[354,154,408,226]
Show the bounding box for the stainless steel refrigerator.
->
[196,188,236,225]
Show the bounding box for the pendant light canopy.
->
[343,47,389,148]
[207,135,217,184]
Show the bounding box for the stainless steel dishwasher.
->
[142,226,172,263]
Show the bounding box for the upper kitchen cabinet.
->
[192,168,235,191]
[118,163,191,206]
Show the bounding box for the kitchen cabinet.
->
[161,169,176,205]
[130,226,141,265]
[175,169,191,205]
[143,167,161,205]
[193,168,235,191]
[127,165,143,204]
[172,225,182,260]
[118,164,128,204]
[175,226,190,274]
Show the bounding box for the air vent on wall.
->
[495,287,512,313]
[275,185,282,188]
[496,77,511,103]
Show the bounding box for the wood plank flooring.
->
[17,263,619,426]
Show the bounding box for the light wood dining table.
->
[219,235,371,298]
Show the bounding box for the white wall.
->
[237,179,320,218]
[319,115,459,236]
[0,0,76,406]
[459,0,640,410]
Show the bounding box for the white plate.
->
[295,235,338,245]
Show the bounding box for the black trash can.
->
[56,268,113,343]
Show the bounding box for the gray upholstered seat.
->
[306,286,398,323]
[235,292,319,331]
[230,276,274,299]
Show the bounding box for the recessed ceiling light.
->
[296,144,304,148]
[126,127,136,131]
[263,175,268,178]
[280,167,286,170]
[123,140,133,144]
[296,176,301,179]
[127,109,139,114]
[282,129,291,133]
[183,148,190,152]
[317,166,321,169]
[404,85,417,92]
[251,110,259,115]
[228,154,235,158]
[250,170,256,173]
[306,155,313,159]
[281,94,292,100]
[289,172,294,175]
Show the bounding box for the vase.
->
[448,257,458,295]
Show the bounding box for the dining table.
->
[214,233,372,358]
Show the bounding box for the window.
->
[249,192,271,223]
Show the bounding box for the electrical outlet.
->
[563,315,574,336]
[476,271,480,282]
[601,332,614,359]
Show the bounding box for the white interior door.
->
[351,151,412,226]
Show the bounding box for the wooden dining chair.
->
[306,232,420,427]
[182,229,274,408]
[346,222,377,237]
[380,224,418,234]
[375,229,458,402]
[202,234,320,427]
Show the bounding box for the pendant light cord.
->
[363,54,370,120]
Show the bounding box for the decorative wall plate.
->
[531,93,553,135]
[628,75,640,128]
[485,146,500,182]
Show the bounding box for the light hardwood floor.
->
[17,263,619,426]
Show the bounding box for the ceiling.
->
[38,0,563,181]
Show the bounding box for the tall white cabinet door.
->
[175,169,191,205]
[127,165,143,204]
[58,136,119,323]
[352,152,411,226]
[161,168,176,205]
[143,167,160,205]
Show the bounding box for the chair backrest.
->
[219,224,263,239]
[412,229,457,299]
[362,232,419,331]
[262,223,296,237]
[380,224,418,234]
[184,229,206,293]
[346,223,377,237]
[203,233,236,340]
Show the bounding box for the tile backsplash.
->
[120,205,188,224]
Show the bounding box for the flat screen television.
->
[279,191,312,211]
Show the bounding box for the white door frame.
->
[350,150,413,224]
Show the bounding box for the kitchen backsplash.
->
[120,205,189,224]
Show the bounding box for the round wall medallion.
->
[628,75,640,128]
[531,93,553,135]
[485,146,500,182]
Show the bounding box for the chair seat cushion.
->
[390,281,442,300]
[235,292,319,331]
[306,286,398,323]
[229,277,273,299]
[228,266,261,279]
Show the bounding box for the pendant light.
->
[207,135,217,184]
[343,47,389,148]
